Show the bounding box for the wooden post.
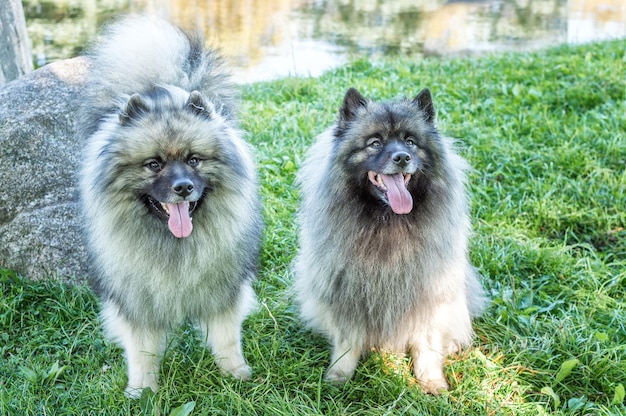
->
[0,0,33,86]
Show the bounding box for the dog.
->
[78,16,262,398]
[293,87,486,394]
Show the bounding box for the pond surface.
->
[23,0,626,83]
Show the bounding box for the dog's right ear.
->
[413,88,435,124]
[120,93,149,125]
[339,88,367,123]
[185,90,214,119]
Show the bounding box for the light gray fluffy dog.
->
[294,87,486,394]
[78,16,262,398]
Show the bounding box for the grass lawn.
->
[1,40,625,415]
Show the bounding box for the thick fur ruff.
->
[293,88,486,393]
[78,16,262,397]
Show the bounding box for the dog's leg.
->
[410,335,449,394]
[101,301,166,398]
[326,336,362,383]
[123,329,166,399]
[410,298,473,394]
[197,315,251,380]
[302,301,364,383]
[197,284,255,380]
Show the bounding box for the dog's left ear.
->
[413,88,435,124]
[186,91,214,119]
[120,93,149,125]
[340,87,367,123]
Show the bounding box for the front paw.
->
[325,367,353,384]
[220,363,252,381]
[418,377,449,395]
[125,371,158,399]
[124,385,156,399]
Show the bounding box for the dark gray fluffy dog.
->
[78,16,262,398]
[294,88,486,394]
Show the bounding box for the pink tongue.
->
[381,174,413,214]
[166,202,193,238]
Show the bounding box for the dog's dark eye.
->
[188,157,200,167]
[367,139,382,148]
[405,137,416,147]
[145,159,163,172]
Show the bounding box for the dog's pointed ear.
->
[340,87,367,122]
[413,88,435,124]
[186,90,214,119]
[120,93,149,125]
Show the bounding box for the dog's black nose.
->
[172,179,194,197]
[392,151,411,167]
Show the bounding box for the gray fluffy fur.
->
[294,88,486,393]
[78,16,262,398]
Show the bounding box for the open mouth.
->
[143,196,200,238]
[367,171,413,215]
[144,196,199,218]
[368,172,411,191]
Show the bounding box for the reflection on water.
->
[23,0,626,83]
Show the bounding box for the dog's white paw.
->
[124,368,159,399]
[418,377,449,395]
[124,385,155,399]
[325,367,353,384]
[220,362,252,381]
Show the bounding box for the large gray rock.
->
[0,57,90,283]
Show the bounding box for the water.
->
[23,0,626,83]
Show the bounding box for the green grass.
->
[2,40,625,415]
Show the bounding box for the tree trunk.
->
[0,0,33,86]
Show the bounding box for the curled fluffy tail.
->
[82,15,236,134]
